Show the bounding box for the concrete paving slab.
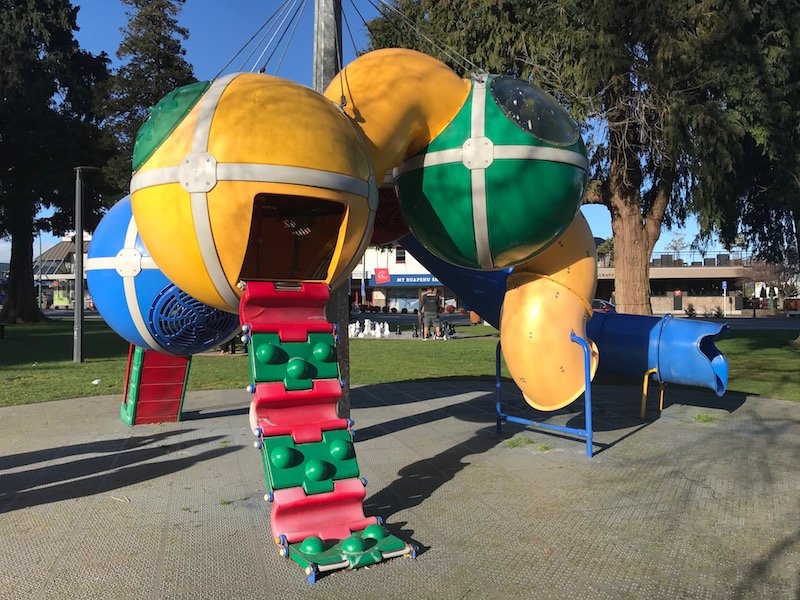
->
[0,381,798,599]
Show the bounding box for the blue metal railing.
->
[495,332,594,459]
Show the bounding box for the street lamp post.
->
[37,231,42,309]
[73,166,99,363]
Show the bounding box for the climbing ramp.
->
[120,345,191,426]
[240,281,415,583]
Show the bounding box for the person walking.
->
[420,286,442,339]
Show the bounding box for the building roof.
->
[38,240,75,262]
[34,240,92,277]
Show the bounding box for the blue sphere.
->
[87,196,239,355]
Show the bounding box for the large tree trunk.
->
[0,206,45,324]
[792,211,800,267]
[612,200,657,315]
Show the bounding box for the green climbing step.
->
[281,524,414,582]
[249,332,338,390]
[260,429,359,495]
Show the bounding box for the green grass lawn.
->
[715,329,800,401]
[0,320,798,406]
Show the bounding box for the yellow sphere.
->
[130,73,377,312]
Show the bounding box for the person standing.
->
[420,286,442,339]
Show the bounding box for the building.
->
[33,233,92,309]
[24,233,768,317]
[353,243,760,317]
[597,250,752,315]
[349,245,454,313]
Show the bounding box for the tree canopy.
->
[0,0,109,323]
[97,0,196,192]
[367,0,800,314]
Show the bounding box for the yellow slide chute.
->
[500,213,599,410]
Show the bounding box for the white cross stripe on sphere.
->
[85,215,162,351]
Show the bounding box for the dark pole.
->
[73,166,99,363]
[38,231,42,308]
[312,0,342,91]
[313,0,351,417]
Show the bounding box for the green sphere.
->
[312,341,335,362]
[362,524,387,541]
[342,535,365,553]
[329,438,354,461]
[304,459,329,482]
[396,75,587,270]
[300,536,325,554]
[255,343,281,364]
[270,446,295,470]
[286,357,308,379]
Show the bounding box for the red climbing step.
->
[239,281,333,342]
[249,379,348,444]
[271,479,378,544]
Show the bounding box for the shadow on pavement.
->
[354,390,496,443]
[732,526,800,599]
[0,430,192,471]
[0,435,240,513]
[364,425,502,555]
[182,406,249,420]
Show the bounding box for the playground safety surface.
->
[1,380,798,599]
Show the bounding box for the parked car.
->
[592,299,616,313]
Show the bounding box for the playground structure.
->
[120,345,191,426]
[87,48,728,582]
[86,196,239,356]
[401,229,728,456]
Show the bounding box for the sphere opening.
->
[238,193,346,282]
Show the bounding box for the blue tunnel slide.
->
[400,234,728,396]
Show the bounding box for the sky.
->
[0,0,704,264]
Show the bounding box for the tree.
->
[367,0,799,314]
[0,0,110,323]
[664,234,687,258]
[694,3,800,269]
[366,0,527,75]
[97,0,196,192]
[596,237,614,257]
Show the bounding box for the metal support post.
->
[313,0,350,417]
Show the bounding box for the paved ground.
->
[1,380,799,599]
